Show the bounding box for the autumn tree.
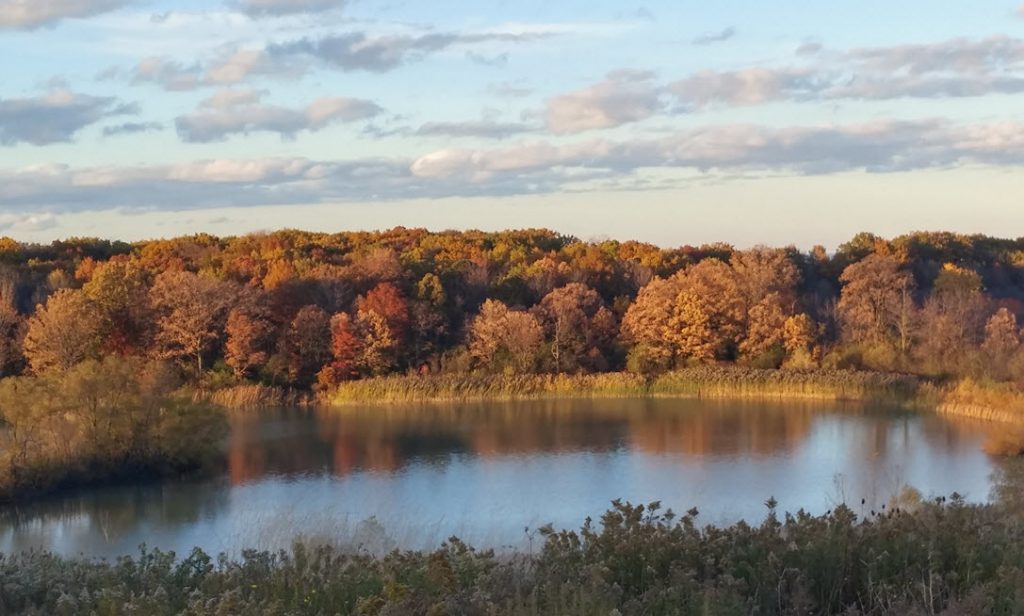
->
[283,305,332,386]
[469,299,544,374]
[915,264,988,374]
[731,248,801,365]
[317,312,364,386]
[622,259,744,372]
[357,283,410,343]
[225,308,275,379]
[665,259,744,362]
[739,293,787,366]
[620,277,678,373]
[731,247,799,311]
[81,259,153,355]
[0,296,24,376]
[354,283,410,373]
[782,314,819,368]
[149,271,233,374]
[23,289,101,373]
[981,308,1022,380]
[533,283,616,373]
[409,274,449,370]
[356,310,398,376]
[837,254,916,367]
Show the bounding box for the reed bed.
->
[195,384,312,410]
[327,367,923,406]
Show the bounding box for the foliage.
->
[0,228,1019,397]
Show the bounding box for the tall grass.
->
[327,367,923,406]
[326,368,1024,429]
[194,384,312,410]
[3,497,1024,615]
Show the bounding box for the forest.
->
[0,228,1020,387]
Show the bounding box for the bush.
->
[0,357,227,502]
[3,498,1024,615]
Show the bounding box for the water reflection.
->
[0,398,1004,559]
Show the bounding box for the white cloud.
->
[175,89,382,142]
[0,0,130,29]
[545,70,664,133]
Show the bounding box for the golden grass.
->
[326,367,922,406]
[195,384,311,410]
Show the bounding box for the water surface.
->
[0,398,1000,558]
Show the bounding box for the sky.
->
[2,0,1024,248]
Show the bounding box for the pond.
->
[0,398,1001,559]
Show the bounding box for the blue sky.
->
[1,0,1024,248]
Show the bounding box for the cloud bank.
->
[5,119,1024,213]
[175,89,381,142]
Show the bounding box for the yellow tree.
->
[469,299,544,374]
[981,307,1021,380]
[620,276,678,372]
[23,289,101,373]
[837,254,916,356]
[671,259,744,361]
[149,271,234,374]
[739,293,787,364]
[666,290,715,362]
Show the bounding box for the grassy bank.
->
[3,498,1024,615]
[327,367,923,406]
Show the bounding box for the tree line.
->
[0,228,1021,390]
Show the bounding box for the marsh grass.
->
[2,498,1023,615]
[196,384,311,410]
[327,368,1024,430]
[327,368,923,406]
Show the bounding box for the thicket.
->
[3,497,1024,615]
[0,357,227,503]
